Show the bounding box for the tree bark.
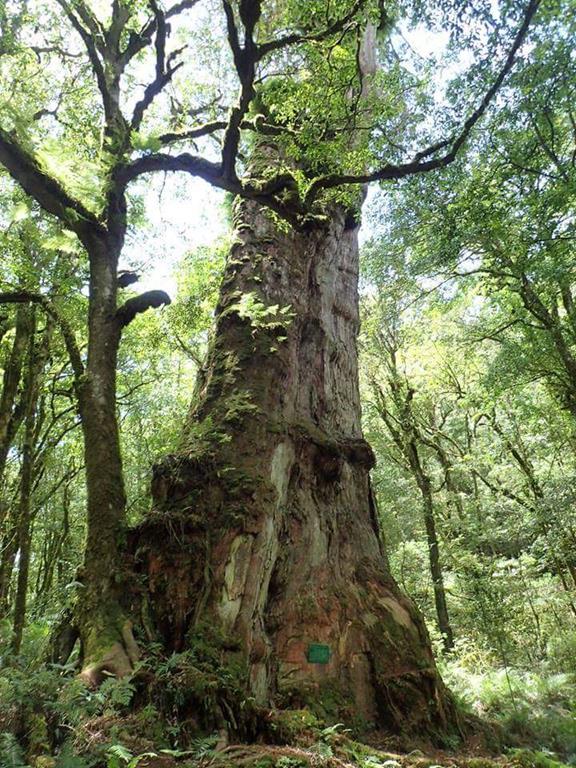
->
[372,373,455,652]
[0,309,38,621]
[75,233,135,683]
[0,520,19,617]
[412,464,455,653]
[129,197,458,741]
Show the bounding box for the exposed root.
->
[122,620,141,666]
[204,744,360,768]
[79,621,140,687]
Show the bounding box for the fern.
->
[0,733,29,768]
[106,744,157,768]
[55,742,91,768]
[189,734,219,759]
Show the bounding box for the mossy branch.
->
[0,129,104,235]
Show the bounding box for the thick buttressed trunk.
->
[130,198,458,741]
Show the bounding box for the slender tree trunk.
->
[431,440,464,522]
[0,310,38,621]
[12,361,38,654]
[414,470,454,653]
[0,520,18,616]
[0,306,33,526]
[374,380,455,652]
[129,198,458,741]
[35,480,71,613]
[400,447,455,652]
[75,234,135,682]
[404,437,454,652]
[12,313,53,653]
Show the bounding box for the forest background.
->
[1,0,576,765]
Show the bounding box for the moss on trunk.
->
[122,197,460,744]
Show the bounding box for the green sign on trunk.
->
[307,643,331,664]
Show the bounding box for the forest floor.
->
[3,654,575,768]
[67,731,569,768]
[39,708,570,768]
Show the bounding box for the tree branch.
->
[106,0,131,55]
[157,120,228,145]
[116,290,171,328]
[0,129,104,235]
[131,1,186,131]
[119,144,306,226]
[473,468,535,512]
[257,0,367,59]
[120,0,200,73]
[304,0,541,207]
[118,151,226,187]
[220,0,261,179]
[55,0,113,122]
[156,116,296,146]
[120,0,540,230]
[0,292,84,382]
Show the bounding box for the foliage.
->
[356,8,576,754]
[0,0,573,764]
[105,744,157,768]
[0,733,29,768]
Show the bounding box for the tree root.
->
[79,620,140,687]
[204,744,359,768]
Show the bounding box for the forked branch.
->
[120,0,541,227]
[304,0,541,205]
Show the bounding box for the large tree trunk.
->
[129,197,458,741]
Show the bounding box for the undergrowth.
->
[439,648,576,762]
[2,639,576,768]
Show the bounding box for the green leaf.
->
[131,131,162,153]
[9,201,30,223]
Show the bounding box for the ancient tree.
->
[131,181,458,735]
[0,0,539,740]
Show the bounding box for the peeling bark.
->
[129,196,459,741]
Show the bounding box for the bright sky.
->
[122,177,227,297]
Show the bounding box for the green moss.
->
[508,750,571,768]
[277,680,355,727]
[267,709,321,743]
[466,759,499,768]
[32,758,56,768]
[148,620,261,739]
[253,758,276,768]
[275,756,309,768]
[25,710,50,760]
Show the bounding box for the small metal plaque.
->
[307,643,331,664]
